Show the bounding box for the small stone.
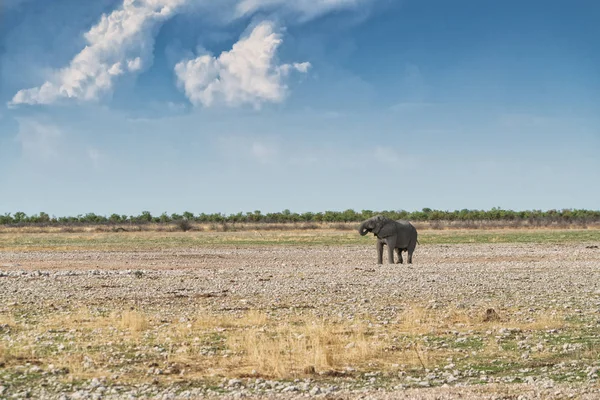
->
[90,377,101,388]
[228,378,242,387]
[540,379,555,388]
[309,387,321,396]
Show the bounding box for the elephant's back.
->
[396,220,417,235]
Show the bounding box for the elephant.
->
[358,215,418,264]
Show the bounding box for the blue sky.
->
[0,0,598,217]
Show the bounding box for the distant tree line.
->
[1,208,599,226]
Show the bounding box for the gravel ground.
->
[1,242,600,399]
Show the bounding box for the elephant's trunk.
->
[358,221,369,236]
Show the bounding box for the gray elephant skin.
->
[358,215,418,264]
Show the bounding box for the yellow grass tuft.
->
[224,315,399,377]
[0,314,17,331]
[0,343,8,363]
[120,310,149,332]
[192,309,268,331]
[395,304,480,334]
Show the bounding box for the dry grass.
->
[0,220,598,235]
[394,305,567,334]
[121,310,149,332]
[1,227,599,252]
[0,312,17,328]
[229,318,383,377]
[0,303,583,386]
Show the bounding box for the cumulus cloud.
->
[174,21,310,108]
[9,0,369,108]
[9,0,185,106]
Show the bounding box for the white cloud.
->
[107,63,123,76]
[292,62,311,73]
[175,21,310,108]
[127,57,143,72]
[9,0,370,108]
[235,0,367,21]
[15,119,64,161]
[166,101,188,112]
[9,0,185,106]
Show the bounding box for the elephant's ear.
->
[376,220,397,238]
[372,216,392,237]
[370,216,382,235]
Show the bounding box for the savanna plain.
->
[1,227,600,399]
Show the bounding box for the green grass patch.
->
[1,229,599,251]
[422,229,600,244]
[451,337,485,350]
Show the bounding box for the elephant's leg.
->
[395,248,403,264]
[407,244,415,264]
[387,243,395,264]
[407,235,418,264]
[376,240,384,264]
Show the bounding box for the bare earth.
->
[1,239,600,399]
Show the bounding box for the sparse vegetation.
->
[0,305,590,383]
[175,218,193,232]
[1,207,599,230]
